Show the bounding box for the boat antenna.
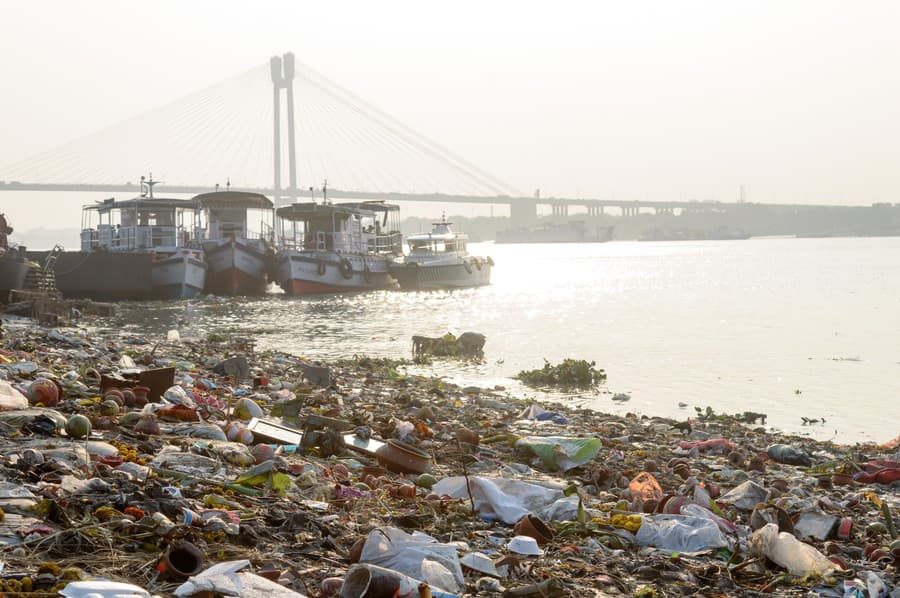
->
[322,179,328,205]
[226,178,231,190]
[140,173,158,198]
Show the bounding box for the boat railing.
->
[368,231,403,255]
[82,225,186,252]
[279,230,401,255]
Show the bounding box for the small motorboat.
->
[391,216,492,290]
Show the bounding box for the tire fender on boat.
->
[317,260,327,276]
[474,257,482,271]
[487,256,494,266]
[363,263,372,283]
[340,257,354,279]
[463,259,473,274]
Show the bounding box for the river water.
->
[106,236,899,444]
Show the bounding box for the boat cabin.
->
[80,197,202,252]
[407,220,469,257]
[277,201,402,256]
[194,191,275,243]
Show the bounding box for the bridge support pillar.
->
[510,199,537,227]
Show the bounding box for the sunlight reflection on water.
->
[104,237,900,444]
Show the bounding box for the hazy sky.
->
[2,0,900,228]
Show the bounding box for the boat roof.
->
[407,221,464,242]
[84,197,199,212]
[194,191,273,210]
[276,201,398,221]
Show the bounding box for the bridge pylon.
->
[271,53,298,204]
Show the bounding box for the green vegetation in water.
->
[694,406,767,425]
[516,359,606,389]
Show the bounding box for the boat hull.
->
[152,253,207,300]
[203,238,270,296]
[0,256,29,302]
[392,259,492,290]
[27,250,206,301]
[277,251,397,296]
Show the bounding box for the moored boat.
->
[391,217,492,290]
[196,190,275,295]
[0,213,29,302]
[275,195,402,295]
[50,177,207,300]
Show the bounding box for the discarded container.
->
[339,563,424,598]
[375,439,431,475]
[513,514,555,546]
[159,541,204,580]
[508,535,544,556]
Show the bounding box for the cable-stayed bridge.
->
[0,53,851,224]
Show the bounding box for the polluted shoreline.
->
[0,315,898,597]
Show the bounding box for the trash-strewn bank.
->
[0,318,898,597]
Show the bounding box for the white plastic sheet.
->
[432,476,578,525]
[60,580,157,598]
[174,560,307,597]
[359,527,464,594]
[635,514,730,552]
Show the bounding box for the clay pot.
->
[513,514,555,546]
[831,472,855,486]
[455,427,479,446]
[375,440,430,475]
[120,389,135,406]
[347,537,366,563]
[134,414,161,436]
[769,478,789,492]
[727,451,745,468]
[132,386,150,406]
[104,389,125,406]
[159,542,203,579]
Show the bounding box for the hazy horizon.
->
[3,0,900,234]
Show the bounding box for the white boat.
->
[275,196,402,295]
[75,177,207,300]
[391,217,492,290]
[196,190,275,296]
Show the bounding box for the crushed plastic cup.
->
[508,535,544,556]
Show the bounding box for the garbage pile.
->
[0,319,897,597]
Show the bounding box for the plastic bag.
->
[515,436,601,471]
[766,444,812,467]
[432,476,577,525]
[0,380,28,411]
[718,480,768,511]
[359,527,464,594]
[635,514,730,552]
[749,523,834,575]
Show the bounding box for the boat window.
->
[138,209,175,227]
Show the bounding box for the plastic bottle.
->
[749,523,834,575]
